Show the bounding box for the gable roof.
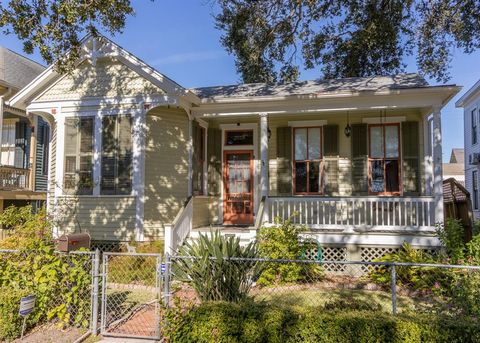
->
[0,46,45,91]
[456,79,480,108]
[9,34,199,109]
[450,148,464,164]
[192,73,431,100]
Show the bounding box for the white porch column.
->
[133,105,146,242]
[0,97,3,161]
[187,117,193,197]
[54,108,64,198]
[260,112,269,198]
[423,115,433,195]
[432,106,444,223]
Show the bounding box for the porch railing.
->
[0,166,30,191]
[164,197,193,253]
[265,196,436,231]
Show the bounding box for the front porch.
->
[165,102,449,253]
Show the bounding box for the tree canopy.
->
[0,0,134,73]
[0,0,479,82]
[214,0,480,83]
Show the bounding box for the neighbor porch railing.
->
[0,165,30,190]
[265,196,436,231]
[164,197,193,253]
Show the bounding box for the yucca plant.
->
[172,230,261,302]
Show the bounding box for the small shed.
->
[443,178,473,243]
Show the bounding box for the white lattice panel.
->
[304,246,347,272]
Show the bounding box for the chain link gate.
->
[100,252,163,340]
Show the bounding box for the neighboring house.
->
[457,80,480,218]
[9,35,459,259]
[443,148,465,184]
[0,47,49,236]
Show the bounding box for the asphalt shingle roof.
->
[192,73,429,100]
[0,46,45,90]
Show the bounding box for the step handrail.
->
[164,196,193,254]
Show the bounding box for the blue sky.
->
[0,0,478,159]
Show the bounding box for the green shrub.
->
[368,243,444,291]
[450,270,480,317]
[0,287,30,341]
[0,206,91,339]
[436,219,466,263]
[165,301,480,343]
[0,206,51,250]
[257,216,323,286]
[323,297,382,312]
[173,230,260,302]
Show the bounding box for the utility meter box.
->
[56,233,91,252]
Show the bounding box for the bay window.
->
[294,127,322,194]
[64,117,94,195]
[368,124,400,195]
[101,115,133,195]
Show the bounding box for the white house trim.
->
[54,108,64,198]
[362,116,406,124]
[288,119,327,127]
[132,104,146,241]
[432,106,444,223]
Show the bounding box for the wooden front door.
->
[223,150,254,225]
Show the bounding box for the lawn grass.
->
[250,286,439,314]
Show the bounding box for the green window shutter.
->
[207,127,222,196]
[323,125,339,195]
[14,121,27,168]
[402,121,420,195]
[192,120,200,191]
[276,126,292,195]
[324,158,339,195]
[323,125,339,156]
[351,123,368,195]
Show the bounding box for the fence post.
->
[391,263,397,315]
[164,252,171,308]
[91,249,100,335]
[100,253,108,333]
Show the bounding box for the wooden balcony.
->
[0,166,31,191]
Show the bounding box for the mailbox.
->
[56,233,91,252]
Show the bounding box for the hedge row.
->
[165,301,480,343]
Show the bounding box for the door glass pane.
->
[370,160,384,193]
[308,128,321,160]
[385,126,399,158]
[295,162,307,192]
[385,160,399,192]
[309,161,321,193]
[370,126,384,158]
[295,129,307,160]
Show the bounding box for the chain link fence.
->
[0,249,99,342]
[2,249,480,341]
[101,252,162,340]
[165,255,480,318]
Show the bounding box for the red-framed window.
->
[293,127,323,194]
[368,123,401,195]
